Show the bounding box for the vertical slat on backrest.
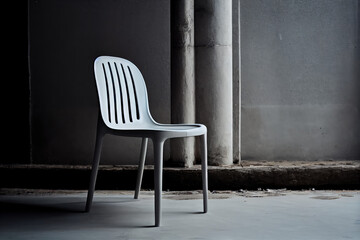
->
[127,65,140,120]
[102,63,115,124]
[117,62,131,123]
[120,63,134,123]
[113,62,125,124]
[107,62,118,124]
[101,63,110,123]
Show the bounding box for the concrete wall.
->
[29,0,170,165]
[241,0,360,160]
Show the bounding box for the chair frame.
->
[85,56,208,227]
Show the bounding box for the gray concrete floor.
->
[0,189,359,240]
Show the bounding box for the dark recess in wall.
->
[2,1,30,164]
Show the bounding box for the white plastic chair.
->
[85,56,208,227]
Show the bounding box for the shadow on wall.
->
[29,0,171,166]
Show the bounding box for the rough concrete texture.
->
[170,0,196,167]
[195,0,233,165]
[195,46,233,165]
[233,0,241,163]
[241,0,360,160]
[1,161,359,190]
[0,190,359,239]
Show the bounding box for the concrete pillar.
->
[195,0,233,165]
[233,0,241,164]
[170,0,195,167]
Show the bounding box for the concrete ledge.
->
[1,161,359,190]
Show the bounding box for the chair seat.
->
[104,122,206,139]
[147,123,207,137]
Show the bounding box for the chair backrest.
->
[94,56,154,129]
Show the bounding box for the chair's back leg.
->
[153,139,165,227]
[134,137,149,199]
[201,133,208,213]
[85,123,105,212]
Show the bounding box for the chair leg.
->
[153,139,164,227]
[134,138,148,199]
[85,129,104,212]
[201,133,208,213]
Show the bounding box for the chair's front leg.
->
[134,138,148,199]
[85,129,104,212]
[153,139,165,227]
[201,133,208,213]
